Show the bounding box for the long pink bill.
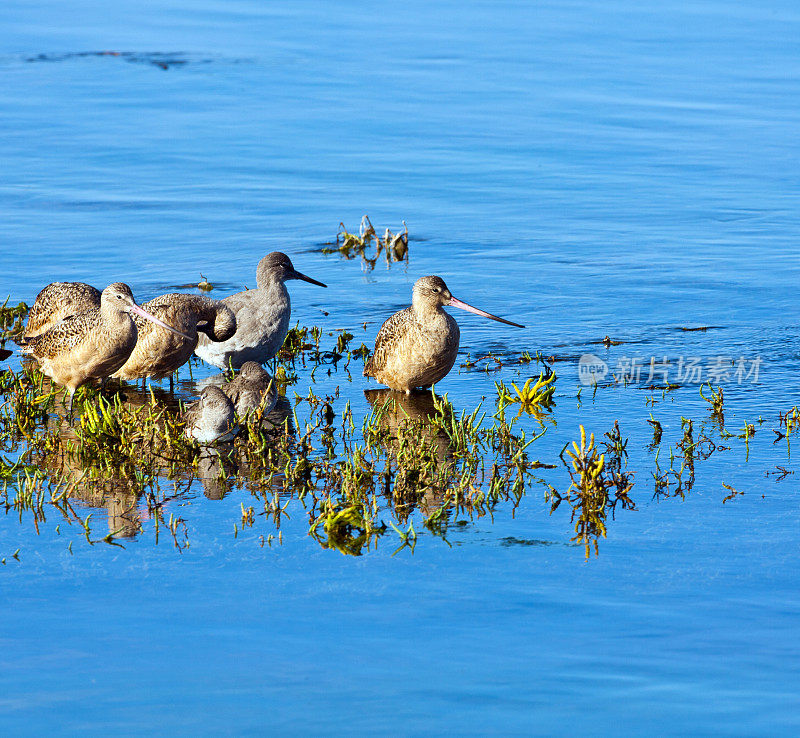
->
[129,305,193,340]
[448,296,525,329]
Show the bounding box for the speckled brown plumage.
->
[24,283,191,407]
[24,283,140,396]
[364,275,524,393]
[114,293,235,382]
[24,282,101,339]
[364,305,459,392]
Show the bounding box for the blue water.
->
[3,0,800,733]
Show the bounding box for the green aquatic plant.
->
[321,215,409,269]
[700,383,724,416]
[309,497,386,556]
[549,424,635,558]
[0,298,29,342]
[561,426,611,558]
[495,369,556,416]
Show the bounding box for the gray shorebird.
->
[22,283,190,411]
[23,282,101,339]
[364,276,525,393]
[183,385,236,443]
[194,252,326,370]
[221,361,277,419]
[113,293,236,385]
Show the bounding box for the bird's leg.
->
[67,390,75,419]
[169,373,174,394]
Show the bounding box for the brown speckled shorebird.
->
[183,386,237,443]
[195,252,326,370]
[22,283,190,412]
[221,361,277,419]
[113,293,236,387]
[23,282,101,339]
[364,276,525,393]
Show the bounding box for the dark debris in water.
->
[25,51,213,70]
[499,536,562,547]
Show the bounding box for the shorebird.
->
[364,276,524,393]
[113,293,236,386]
[221,361,277,420]
[183,386,236,443]
[22,283,190,411]
[194,252,326,370]
[23,282,101,339]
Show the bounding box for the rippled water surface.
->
[3,0,800,733]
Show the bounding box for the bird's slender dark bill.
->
[290,269,327,288]
[448,296,525,328]
[129,305,193,340]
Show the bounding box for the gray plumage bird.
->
[221,361,277,420]
[194,252,326,370]
[183,386,237,444]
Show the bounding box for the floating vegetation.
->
[0,286,792,561]
[321,216,409,270]
[0,350,545,556]
[548,425,635,558]
[722,482,743,503]
[0,298,29,343]
[496,369,556,416]
[700,383,725,418]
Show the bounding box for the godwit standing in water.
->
[22,283,190,411]
[23,282,101,339]
[195,252,326,370]
[221,361,277,419]
[364,276,524,393]
[183,386,236,443]
[113,294,236,387]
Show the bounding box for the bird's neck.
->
[257,275,290,305]
[412,297,445,323]
[101,303,131,327]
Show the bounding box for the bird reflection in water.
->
[195,449,238,500]
[363,388,459,525]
